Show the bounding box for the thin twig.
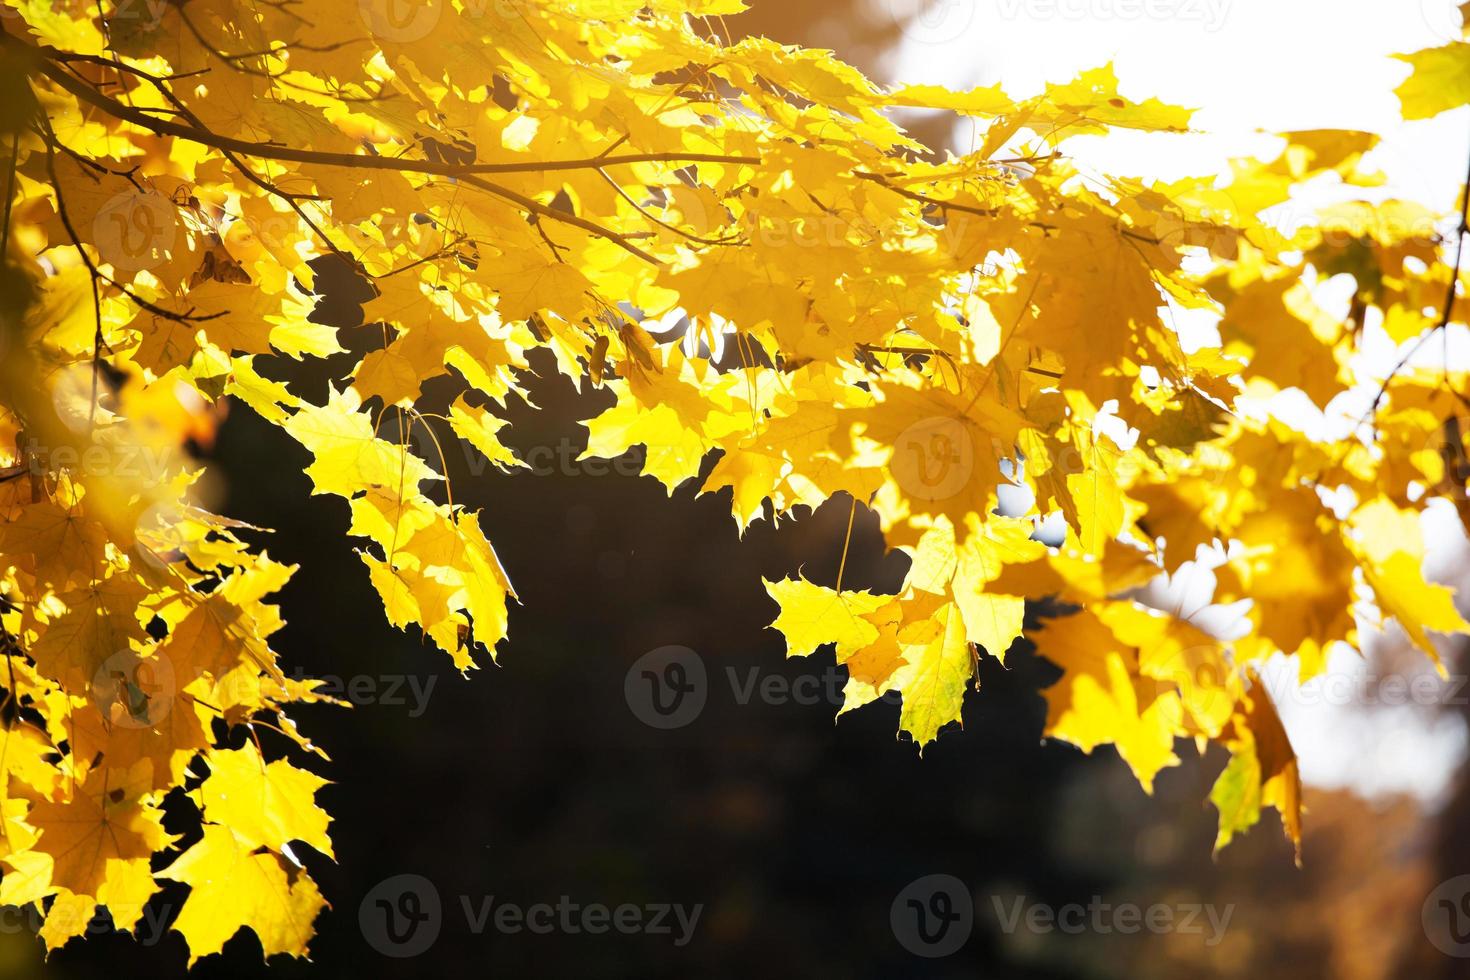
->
[596,168,742,247]
[1361,126,1470,425]
[1,129,17,257]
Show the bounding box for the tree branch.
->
[5,30,758,179]
[1362,126,1470,423]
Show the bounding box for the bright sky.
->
[882,0,1468,207]
[882,0,1470,804]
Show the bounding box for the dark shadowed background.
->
[7,4,1470,977]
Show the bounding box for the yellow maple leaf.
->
[1034,609,1183,792]
[160,825,327,966]
[1210,669,1302,864]
[764,577,888,661]
[195,742,333,858]
[1394,41,1470,120]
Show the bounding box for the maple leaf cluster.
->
[0,0,1468,964]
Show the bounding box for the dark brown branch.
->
[74,57,351,262]
[6,32,757,179]
[2,130,17,257]
[854,171,1000,219]
[36,113,106,426]
[174,5,389,103]
[456,173,659,264]
[8,34,692,263]
[33,119,227,325]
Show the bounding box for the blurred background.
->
[9,0,1470,976]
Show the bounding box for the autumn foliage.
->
[1,0,1469,965]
